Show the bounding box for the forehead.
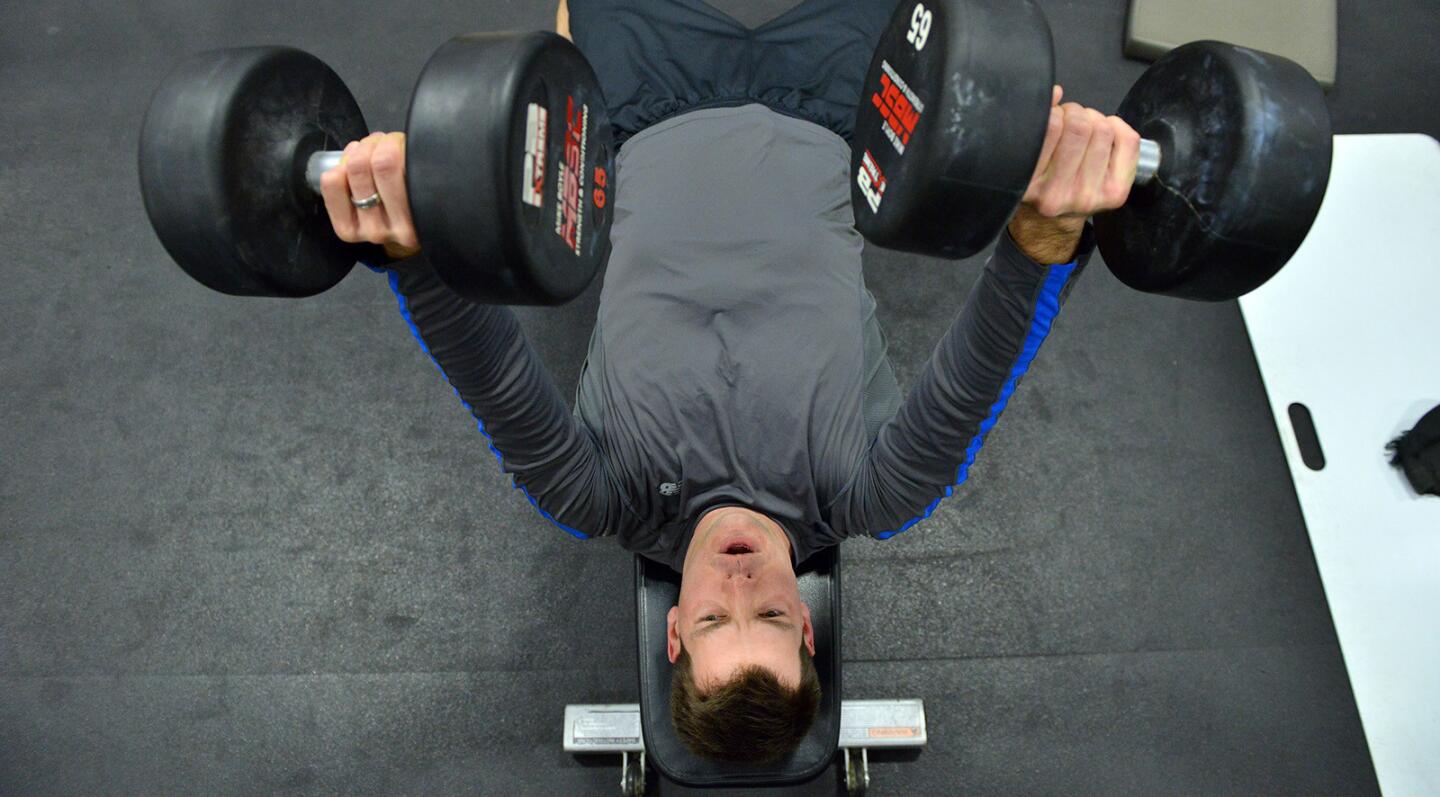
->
[689,635,800,688]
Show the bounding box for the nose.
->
[724,572,756,592]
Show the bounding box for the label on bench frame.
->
[564,705,644,752]
[839,699,928,748]
[564,699,927,752]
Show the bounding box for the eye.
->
[761,610,783,618]
[700,614,721,623]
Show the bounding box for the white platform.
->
[1238,134,1440,796]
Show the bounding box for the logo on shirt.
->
[659,482,681,497]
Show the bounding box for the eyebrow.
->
[693,615,796,640]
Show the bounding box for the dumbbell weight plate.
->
[139,47,373,297]
[850,0,1055,259]
[1095,41,1333,301]
[406,32,614,306]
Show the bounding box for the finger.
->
[1101,116,1142,209]
[1076,108,1114,212]
[370,132,419,250]
[1037,103,1094,216]
[346,134,390,242]
[1024,105,1065,204]
[319,148,359,242]
[1052,84,1063,106]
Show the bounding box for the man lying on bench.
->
[317,0,1136,762]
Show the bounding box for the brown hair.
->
[669,641,821,762]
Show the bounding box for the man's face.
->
[668,507,815,689]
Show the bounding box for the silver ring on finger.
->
[351,192,382,210]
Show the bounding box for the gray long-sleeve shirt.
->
[383,103,1092,571]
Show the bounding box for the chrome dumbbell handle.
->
[303,150,346,194]
[1134,138,1162,186]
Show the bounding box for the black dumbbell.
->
[849,0,1333,302]
[138,32,614,305]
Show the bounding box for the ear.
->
[800,601,815,657]
[666,605,681,663]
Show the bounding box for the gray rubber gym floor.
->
[3,1,1437,794]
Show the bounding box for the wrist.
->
[1007,206,1085,265]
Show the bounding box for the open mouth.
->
[717,534,760,555]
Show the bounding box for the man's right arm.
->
[380,255,636,539]
[320,123,635,540]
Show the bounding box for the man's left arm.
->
[827,89,1140,537]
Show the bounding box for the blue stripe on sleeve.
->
[369,265,590,540]
[874,261,1078,540]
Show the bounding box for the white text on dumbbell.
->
[906,4,933,52]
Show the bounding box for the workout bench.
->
[564,548,929,794]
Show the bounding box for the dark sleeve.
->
[826,225,1094,539]
[373,256,636,539]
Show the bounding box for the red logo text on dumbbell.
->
[555,95,587,256]
[593,166,608,210]
[856,149,887,214]
[870,60,925,156]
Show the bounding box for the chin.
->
[709,515,770,553]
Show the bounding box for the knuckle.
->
[359,225,384,245]
[1111,117,1140,143]
[371,150,400,176]
[345,141,371,171]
